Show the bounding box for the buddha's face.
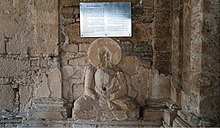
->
[99,50,111,66]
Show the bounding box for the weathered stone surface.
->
[48,68,62,98]
[0,0,218,127]
[130,66,150,106]
[118,56,142,75]
[155,60,171,75]
[142,0,153,8]
[20,85,32,113]
[155,10,171,24]
[170,0,220,126]
[69,56,87,66]
[163,109,177,126]
[143,108,164,121]
[73,38,140,121]
[35,74,50,98]
[62,65,85,100]
[150,70,171,99]
[35,68,62,98]
[0,58,29,77]
[155,0,172,9]
[133,23,149,41]
[78,43,91,52]
[173,117,190,127]
[155,38,171,51]
[0,35,5,54]
[60,0,79,6]
[0,85,15,111]
[29,98,65,120]
[63,23,95,43]
[62,43,78,53]
[155,25,171,39]
[0,0,59,56]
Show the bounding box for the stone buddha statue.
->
[72,38,139,121]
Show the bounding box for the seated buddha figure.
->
[72,38,139,121]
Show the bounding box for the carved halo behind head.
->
[88,38,122,67]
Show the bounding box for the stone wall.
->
[200,0,220,124]
[60,0,172,118]
[154,0,172,75]
[0,0,219,127]
[171,0,220,127]
[0,0,60,116]
[0,0,172,121]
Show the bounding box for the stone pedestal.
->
[143,107,164,122]
[28,98,65,120]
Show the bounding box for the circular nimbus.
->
[88,38,122,67]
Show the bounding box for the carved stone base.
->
[73,109,139,121]
[28,97,66,120]
[143,107,164,121]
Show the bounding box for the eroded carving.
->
[72,38,139,121]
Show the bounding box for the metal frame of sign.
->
[80,2,132,37]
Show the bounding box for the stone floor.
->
[0,119,162,128]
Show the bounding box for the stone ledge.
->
[0,120,162,127]
[74,120,162,127]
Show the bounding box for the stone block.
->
[173,117,190,127]
[143,107,164,121]
[32,24,59,56]
[28,111,64,120]
[35,74,50,98]
[78,43,90,52]
[37,10,58,24]
[63,23,95,43]
[155,10,171,24]
[28,98,65,120]
[35,0,58,11]
[120,40,133,55]
[118,56,141,75]
[0,78,10,85]
[0,35,5,54]
[154,60,171,75]
[62,65,75,79]
[156,51,171,61]
[19,85,32,113]
[35,67,62,99]
[73,83,84,100]
[0,15,20,34]
[155,38,171,52]
[0,58,29,77]
[133,23,149,41]
[146,99,168,108]
[61,7,74,19]
[150,70,171,99]
[0,1,59,56]
[130,66,151,106]
[142,0,153,8]
[155,25,171,39]
[0,85,15,111]
[133,6,144,17]
[60,0,80,6]
[48,67,62,98]
[69,56,88,66]
[155,0,171,9]
[173,0,181,8]
[163,109,177,126]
